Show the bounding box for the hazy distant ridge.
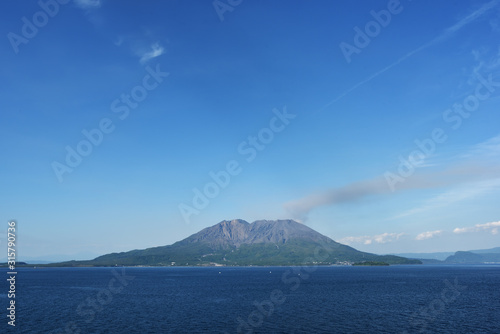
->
[392,247,500,264]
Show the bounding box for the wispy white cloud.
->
[286,171,500,222]
[415,230,443,241]
[75,0,102,9]
[339,232,405,245]
[321,0,499,107]
[286,134,500,221]
[139,42,165,64]
[463,134,500,159]
[392,178,500,219]
[454,220,500,235]
[393,135,500,219]
[442,0,499,35]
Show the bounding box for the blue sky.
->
[1,0,500,260]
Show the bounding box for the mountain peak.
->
[183,219,327,249]
[220,219,249,226]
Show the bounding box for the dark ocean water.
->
[1,265,499,333]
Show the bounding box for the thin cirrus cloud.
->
[139,43,165,64]
[338,232,405,245]
[285,134,500,221]
[461,134,500,159]
[74,0,102,9]
[71,1,165,65]
[391,177,500,220]
[323,0,499,106]
[285,167,499,222]
[454,221,500,235]
[391,135,500,219]
[415,230,443,241]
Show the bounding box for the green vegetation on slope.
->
[353,261,389,266]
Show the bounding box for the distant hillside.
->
[444,251,500,264]
[467,247,500,254]
[49,219,421,266]
[392,247,500,264]
[390,252,455,261]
